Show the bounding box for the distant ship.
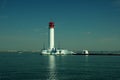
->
[41,22,74,55]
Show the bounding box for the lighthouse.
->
[49,22,55,50]
[41,21,74,55]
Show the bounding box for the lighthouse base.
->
[41,48,74,55]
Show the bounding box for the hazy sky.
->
[0,0,120,51]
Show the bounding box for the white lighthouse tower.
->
[49,22,55,50]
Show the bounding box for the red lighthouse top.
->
[49,22,54,28]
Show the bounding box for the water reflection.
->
[85,55,89,62]
[47,55,58,80]
[82,55,89,69]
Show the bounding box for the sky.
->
[0,0,120,51]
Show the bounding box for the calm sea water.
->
[0,53,120,80]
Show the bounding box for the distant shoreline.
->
[74,53,120,56]
[0,52,120,56]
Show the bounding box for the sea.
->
[0,52,120,80]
